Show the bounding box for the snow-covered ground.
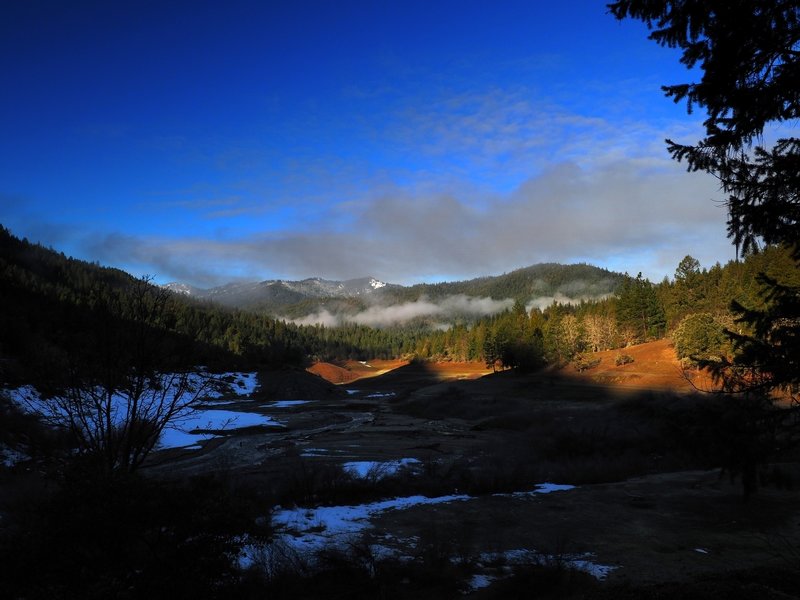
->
[267,483,577,556]
[225,371,259,396]
[266,492,472,556]
[477,548,616,581]
[493,482,576,497]
[4,371,268,451]
[0,443,29,468]
[159,409,282,449]
[7,371,258,417]
[241,483,615,588]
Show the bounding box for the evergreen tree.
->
[616,273,666,343]
[610,1,799,396]
[611,0,800,496]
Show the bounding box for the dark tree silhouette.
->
[609,1,798,256]
[610,0,800,495]
[609,1,799,389]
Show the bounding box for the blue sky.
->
[1,0,735,287]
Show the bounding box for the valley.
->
[130,341,800,596]
[2,229,798,598]
[3,2,798,597]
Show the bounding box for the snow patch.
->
[480,548,616,580]
[567,556,617,579]
[0,444,29,468]
[269,483,576,554]
[5,385,39,411]
[300,448,329,457]
[5,370,259,428]
[244,484,604,586]
[466,573,496,591]
[493,482,576,498]
[224,372,258,396]
[6,379,279,453]
[160,409,282,449]
[271,493,471,554]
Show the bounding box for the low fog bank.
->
[526,292,614,312]
[530,278,619,298]
[290,291,612,328]
[290,294,513,328]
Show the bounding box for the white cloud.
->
[28,85,732,287]
[79,152,729,287]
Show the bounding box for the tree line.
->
[3,226,797,382]
[401,246,797,373]
[0,227,429,382]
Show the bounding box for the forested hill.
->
[0,227,628,381]
[164,276,399,312]
[0,227,316,383]
[165,263,625,318]
[6,225,796,379]
[0,228,426,375]
[384,263,625,303]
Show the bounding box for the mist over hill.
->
[0,225,632,378]
[165,263,625,327]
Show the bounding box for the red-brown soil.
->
[309,359,492,385]
[310,339,715,394]
[307,359,409,384]
[556,338,719,393]
[306,362,362,384]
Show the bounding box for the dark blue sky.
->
[1,0,733,286]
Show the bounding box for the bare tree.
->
[37,277,211,474]
[583,314,617,352]
[558,314,584,359]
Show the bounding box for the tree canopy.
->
[609,0,799,257]
[610,1,799,396]
[610,0,800,495]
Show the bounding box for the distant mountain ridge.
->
[164,263,625,318]
[163,276,398,311]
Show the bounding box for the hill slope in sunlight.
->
[556,338,717,393]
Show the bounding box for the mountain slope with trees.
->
[3,225,797,374]
[163,263,625,319]
[379,263,624,303]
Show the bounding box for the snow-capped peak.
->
[370,278,386,289]
[164,282,195,296]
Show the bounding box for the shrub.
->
[572,353,601,372]
[614,353,634,366]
